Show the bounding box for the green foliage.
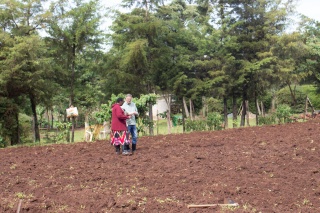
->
[277,85,320,113]
[0,136,7,148]
[276,104,292,124]
[258,114,277,126]
[19,113,32,144]
[185,119,207,132]
[207,112,224,130]
[53,122,72,142]
[94,94,123,124]
[204,97,224,114]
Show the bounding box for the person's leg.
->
[115,145,120,154]
[121,131,131,155]
[125,130,131,152]
[130,125,138,152]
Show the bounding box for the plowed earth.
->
[1,121,320,213]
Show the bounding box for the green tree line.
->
[1,0,320,146]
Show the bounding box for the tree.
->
[0,0,53,144]
[47,0,104,142]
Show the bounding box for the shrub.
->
[185,119,207,132]
[258,114,277,125]
[0,136,7,148]
[207,112,223,130]
[276,104,292,124]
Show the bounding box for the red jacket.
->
[111,103,130,131]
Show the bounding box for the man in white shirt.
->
[121,94,139,153]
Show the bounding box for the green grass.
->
[40,128,85,143]
[149,117,258,136]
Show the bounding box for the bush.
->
[207,112,223,130]
[276,85,320,114]
[276,104,292,124]
[258,114,277,125]
[0,136,7,148]
[185,119,207,132]
[19,113,32,144]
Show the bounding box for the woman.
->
[110,97,133,155]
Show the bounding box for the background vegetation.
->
[1,0,320,147]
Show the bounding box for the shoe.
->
[132,144,136,152]
[122,151,129,155]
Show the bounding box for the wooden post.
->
[245,100,250,127]
[183,97,189,118]
[260,101,264,117]
[156,110,159,135]
[189,99,193,121]
[304,96,308,120]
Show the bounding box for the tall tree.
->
[0,0,53,144]
[47,0,103,142]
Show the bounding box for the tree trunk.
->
[70,39,76,142]
[255,97,260,125]
[189,99,193,121]
[10,110,20,145]
[223,97,228,129]
[182,99,186,132]
[47,108,50,130]
[261,101,265,117]
[163,93,172,134]
[288,84,297,106]
[149,102,154,136]
[67,117,71,142]
[256,98,261,115]
[271,92,276,112]
[51,109,54,129]
[71,117,75,142]
[240,89,247,127]
[30,93,40,143]
[183,96,189,118]
[304,96,308,120]
[246,100,250,127]
[232,92,237,128]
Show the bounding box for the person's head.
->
[116,97,124,105]
[125,94,132,104]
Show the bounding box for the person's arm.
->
[116,106,130,120]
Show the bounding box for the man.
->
[121,94,139,153]
[111,98,132,155]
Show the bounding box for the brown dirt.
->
[1,120,320,213]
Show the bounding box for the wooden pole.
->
[304,96,308,120]
[187,203,239,208]
[16,199,22,213]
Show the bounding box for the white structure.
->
[152,96,169,120]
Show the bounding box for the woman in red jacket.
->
[111,98,133,155]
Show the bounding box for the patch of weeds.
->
[221,204,240,212]
[139,186,148,192]
[155,197,179,204]
[241,203,259,212]
[138,197,147,206]
[10,164,17,170]
[117,187,123,197]
[80,184,89,189]
[302,198,310,206]
[15,192,26,199]
[65,184,74,190]
[58,205,68,211]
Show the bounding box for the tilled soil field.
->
[1,121,320,212]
